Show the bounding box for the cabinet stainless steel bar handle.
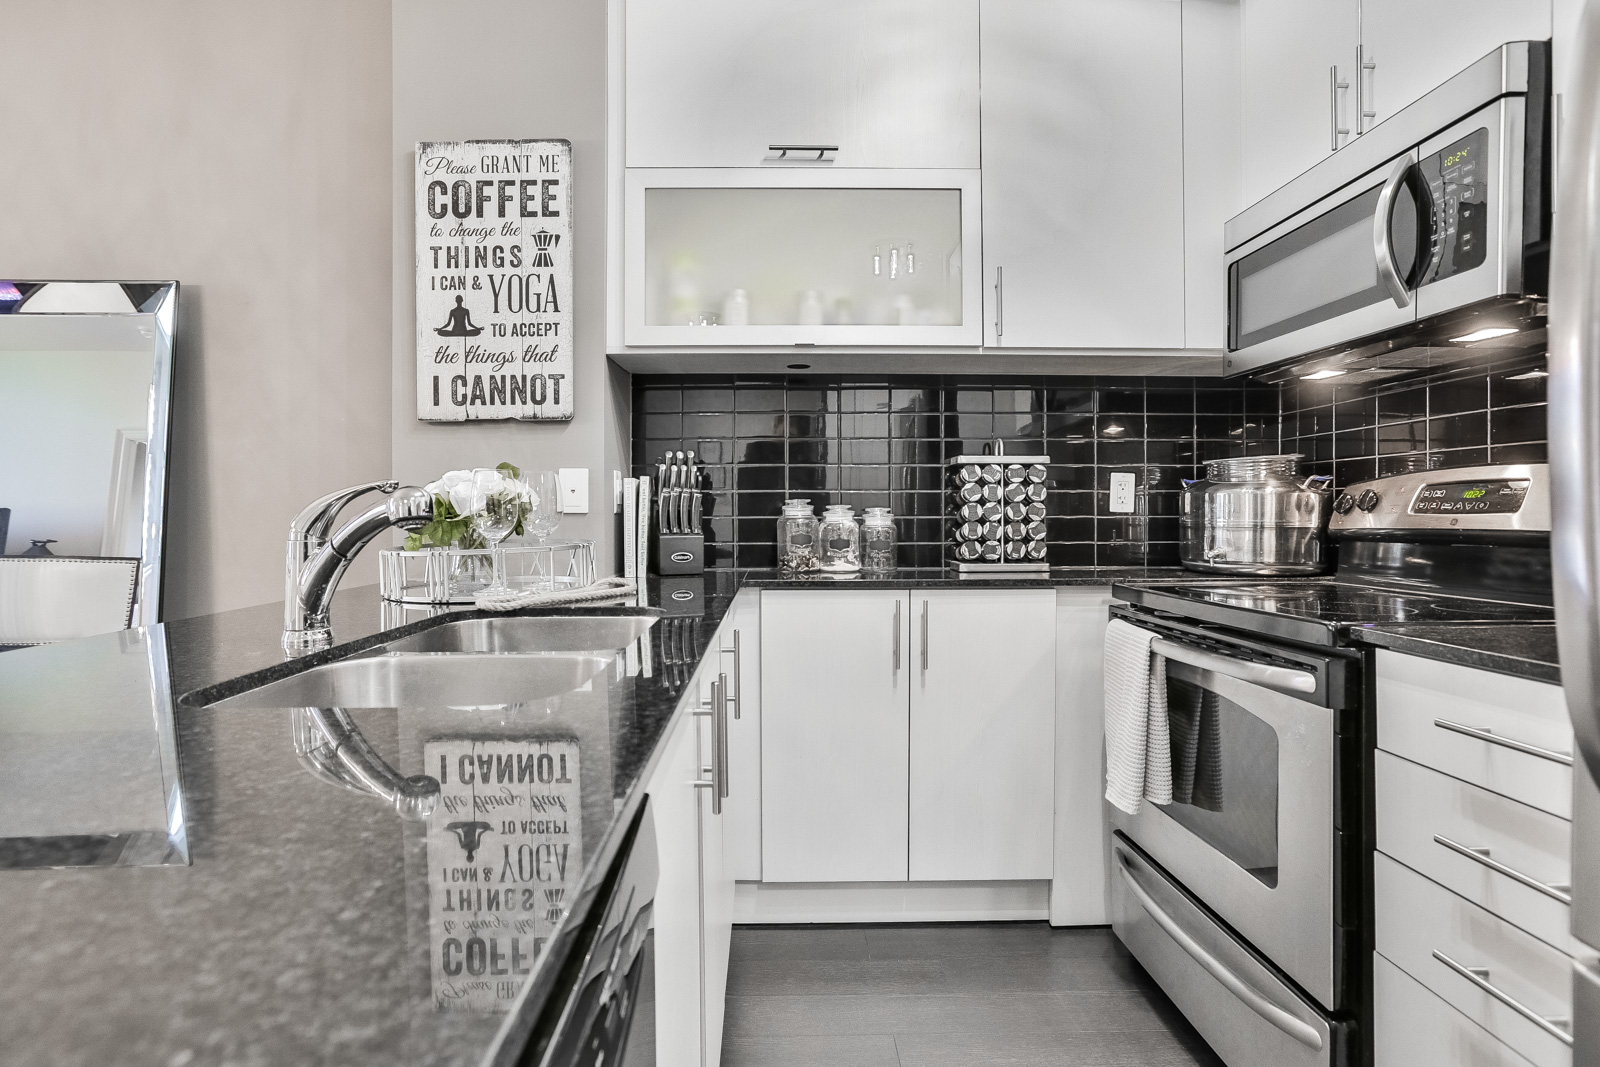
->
[920,600,929,673]
[1358,46,1377,133]
[717,673,730,800]
[1114,847,1324,1050]
[893,600,901,672]
[1433,718,1574,765]
[1329,66,1350,150]
[1432,834,1573,904]
[1431,950,1573,1045]
[995,266,1004,340]
[719,628,741,719]
[768,144,838,160]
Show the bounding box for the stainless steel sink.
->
[381,613,659,654]
[205,651,613,709]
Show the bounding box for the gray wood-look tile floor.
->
[722,922,1225,1067]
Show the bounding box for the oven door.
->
[1106,643,1337,1008]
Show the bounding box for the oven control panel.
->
[1328,463,1548,535]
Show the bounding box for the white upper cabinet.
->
[1240,0,1360,207]
[979,0,1187,350]
[625,0,980,169]
[1240,0,1553,208]
[1183,0,1244,350]
[1359,0,1551,131]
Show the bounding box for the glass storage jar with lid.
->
[862,507,897,572]
[777,499,819,572]
[818,504,861,573]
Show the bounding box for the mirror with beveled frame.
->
[0,281,177,646]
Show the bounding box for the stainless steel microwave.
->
[1224,41,1552,375]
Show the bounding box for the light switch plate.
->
[558,468,589,514]
[1109,471,1136,513]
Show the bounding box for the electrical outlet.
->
[1109,471,1137,513]
[558,468,589,514]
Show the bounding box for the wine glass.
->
[523,469,562,543]
[470,468,523,593]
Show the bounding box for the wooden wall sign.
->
[423,738,583,1013]
[415,139,573,422]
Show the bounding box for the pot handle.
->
[1300,474,1334,490]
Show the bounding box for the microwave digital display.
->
[1416,127,1490,285]
[1411,479,1529,514]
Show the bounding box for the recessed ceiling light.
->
[1505,369,1549,380]
[1102,423,1126,436]
[787,363,811,370]
[1300,368,1347,380]
[1450,326,1519,343]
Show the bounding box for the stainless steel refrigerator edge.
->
[1548,1,1600,1059]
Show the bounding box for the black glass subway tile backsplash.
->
[1277,351,1548,488]
[632,375,1277,570]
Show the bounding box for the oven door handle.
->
[1150,636,1318,696]
[1114,847,1326,1051]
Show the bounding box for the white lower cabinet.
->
[647,677,734,1067]
[760,589,910,882]
[1374,651,1576,1067]
[760,588,1056,885]
[1375,951,1540,1067]
[909,589,1056,880]
[719,592,763,881]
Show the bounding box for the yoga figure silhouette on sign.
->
[435,295,484,337]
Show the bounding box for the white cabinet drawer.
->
[1376,750,1574,952]
[1376,951,1542,1067]
[1376,651,1573,818]
[1375,854,1574,1067]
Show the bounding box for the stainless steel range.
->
[1107,463,1554,1067]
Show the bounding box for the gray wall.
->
[392,0,621,570]
[0,2,395,617]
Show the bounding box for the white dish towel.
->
[1103,618,1173,814]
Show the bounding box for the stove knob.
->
[1333,493,1355,515]
[1356,489,1381,512]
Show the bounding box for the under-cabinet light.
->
[1505,369,1549,380]
[1449,326,1519,343]
[1300,369,1347,380]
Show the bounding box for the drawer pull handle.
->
[1431,950,1573,1045]
[1433,719,1574,766]
[1433,835,1573,905]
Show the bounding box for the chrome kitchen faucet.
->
[283,481,432,653]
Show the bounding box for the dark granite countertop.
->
[1349,622,1561,684]
[0,563,1164,1066]
[728,564,1197,588]
[0,575,738,1067]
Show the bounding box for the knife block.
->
[653,531,705,575]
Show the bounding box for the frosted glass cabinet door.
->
[1239,0,1359,206]
[1359,0,1551,130]
[625,0,979,169]
[760,590,910,882]
[625,169,983,347]
[908,590,1057,881]
[979,0,1186,349]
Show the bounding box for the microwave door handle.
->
[1149,636,1318,696]
[1113,847,1325,1051]
[1374,152,1416,309]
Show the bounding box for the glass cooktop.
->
[1118,579,1554,646]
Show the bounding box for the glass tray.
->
[378,541,595,604]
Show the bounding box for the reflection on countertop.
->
[0,581,732,1067]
